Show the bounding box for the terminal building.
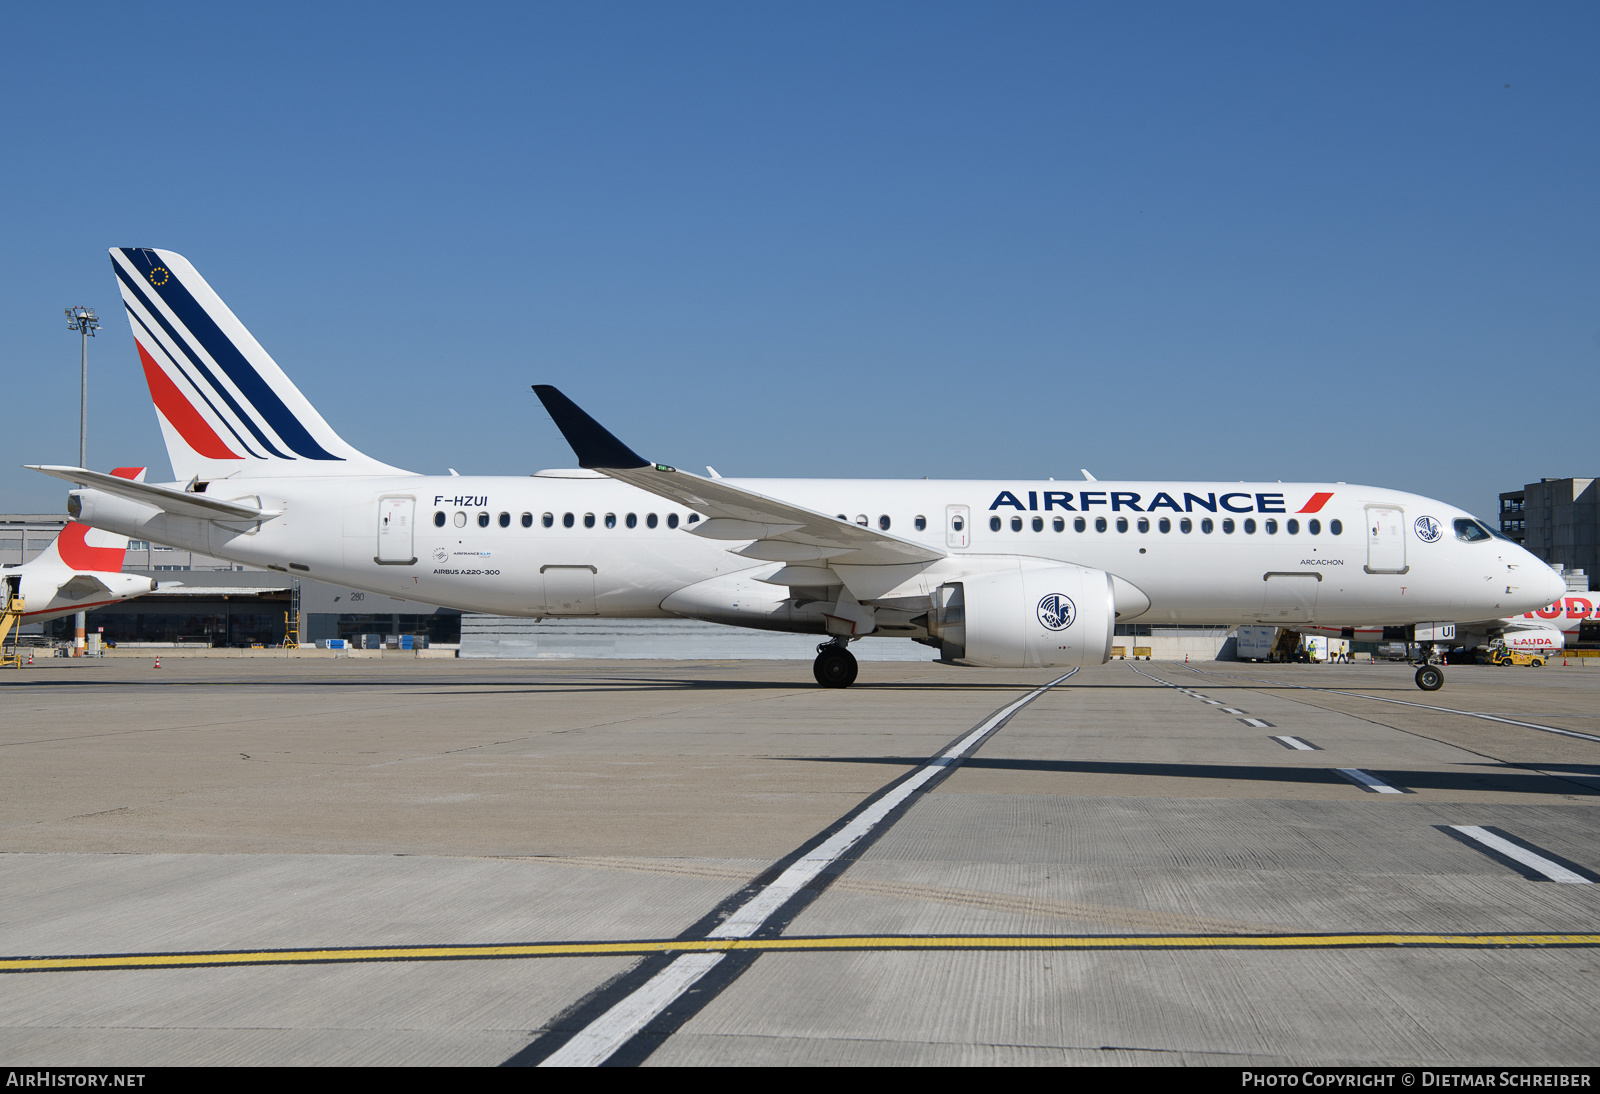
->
[1499,478,1597,590]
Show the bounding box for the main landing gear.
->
[814,639,858,689]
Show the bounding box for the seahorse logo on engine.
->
[1037,593,1076,631]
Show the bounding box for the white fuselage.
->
[69,472,1562,634]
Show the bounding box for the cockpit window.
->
[1454,518,1491,543]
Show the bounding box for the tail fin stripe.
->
[135,340,243,460]
[118,249,341,461]
[115,261,291,459]
[126,304,264,459]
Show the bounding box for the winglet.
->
[532,386,651,470]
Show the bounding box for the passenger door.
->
[376,496,416,564]
[1365,505,1408,574]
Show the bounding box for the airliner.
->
[2,469,157,627]
[27,248,1567,690]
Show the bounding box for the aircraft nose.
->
[1535,562,1568,607]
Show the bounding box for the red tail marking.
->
[55,523,126,572]
[136,341,242,460]
[1298,492,1334,514]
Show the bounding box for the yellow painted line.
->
[5,933,1600,974]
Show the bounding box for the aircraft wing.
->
[533,386,944,567]
[26,465,273,522]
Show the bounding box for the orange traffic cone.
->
[153,655,160,669]
[1185,653,1189,663]
[25,651,32,666]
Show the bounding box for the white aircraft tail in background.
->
[2,468,157,627]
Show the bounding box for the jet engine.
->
[923,564,1115,668]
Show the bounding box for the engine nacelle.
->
[926,564,1115,668]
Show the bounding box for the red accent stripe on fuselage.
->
[1298,492,1334,513]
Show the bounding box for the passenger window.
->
[478,512,490,528]
[542,512,554,528]
[667,513,679,529]
[626,513,637,528]
[562,512,574,528]
[1265,519,1278,534]
[605,513,616,529]
[990,516,1002,532]
[1244,518,1256,534]
[1158,518,1171,533]
[1052,516,1064,532]
[1095,517,1108,532]
[1137,517,1150,533]
[856,514,869,527]
[1180,518,1192,534]
[879,515,891,531]
[1201,518,1214,534]
[688,514,699,523]
[1222,518,1234,534]
[1116,517,1128,533]
[1011,516,1023,532]
[498,512,510,528]
[584,513,595,528]
[454,512,467,528]
[434,511,446,527]
[915,515,927,531]
[953,517,964,531]
[1287,519,1299,534]
[521,512,533,528]
[1308,519,1321,535]
[647,513,658,528]
[1330,519,1342,535]
[1074,517,1086,532]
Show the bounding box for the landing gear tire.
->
[1415,665,1444,692]
[814,645,858,689]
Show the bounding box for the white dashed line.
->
[1334,767,1406,794]
[1273,736,1319,751]
[1239,718,1275,729]
[1447,826,1596,884]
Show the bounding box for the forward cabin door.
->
[1365,505,1408,574]
[376,496,416,564]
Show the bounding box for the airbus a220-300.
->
[28,248,1567,690]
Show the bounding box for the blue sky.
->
[3,3,1596,518]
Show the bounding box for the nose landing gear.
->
[814,640,858,688]
[1412,640,1445,691]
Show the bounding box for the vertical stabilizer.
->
[110,248,411,482]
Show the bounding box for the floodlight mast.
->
[64,306,99,657]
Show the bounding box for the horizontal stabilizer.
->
[27,465,272,521]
